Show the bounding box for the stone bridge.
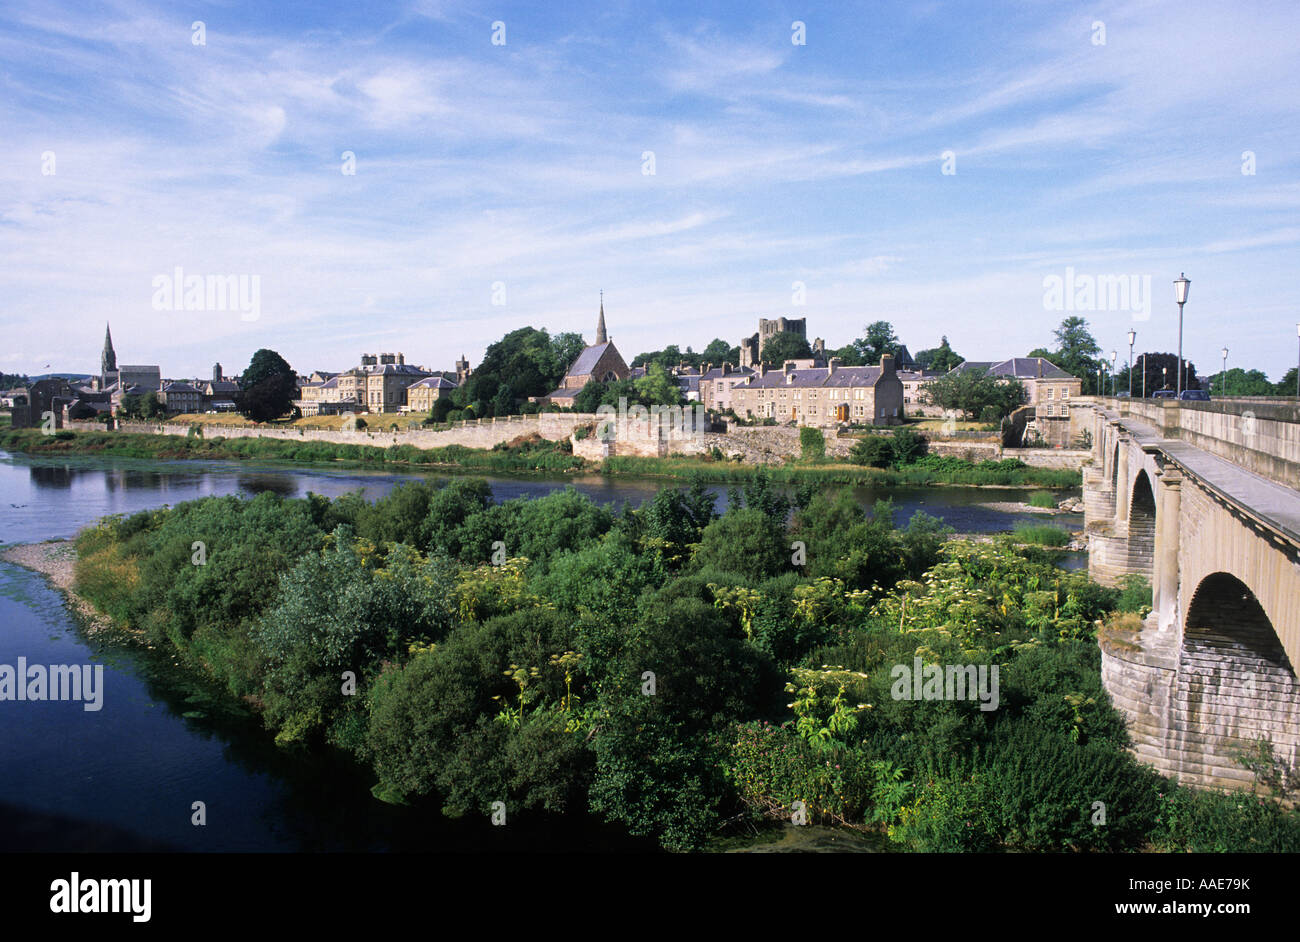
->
[1073,397,1300,790]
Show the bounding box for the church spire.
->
[595,291,607,344]
[101,322,117,378]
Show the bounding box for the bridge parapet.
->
[1089,396,1300,489]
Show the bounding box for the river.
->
[0,451,1083,851]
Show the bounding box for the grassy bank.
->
[0,427,1082,487]
[604,454,1081,488]
[0,427,585,473]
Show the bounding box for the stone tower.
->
[213,362,223,382]
[595,292,608,345]
[101,323,117,384]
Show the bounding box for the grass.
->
[0,428,585,473]
[1009,523,1072,546]
[1027,491,1057,508]
[603,454,1080,487]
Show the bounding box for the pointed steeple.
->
[101,322,117,377]
[595,291,607,345]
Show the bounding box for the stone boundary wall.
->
[106,414,598,450]
[1011,448,1090,470]
[58,415,1088,469]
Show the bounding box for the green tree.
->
[760,331,812,364]
[700,338,738,367]
[922,367,1026,419]
[1203,367,1274,396]
[632,363,684,406]
[692,507,788,580]
[238,349,297,423]
[854,321,903,365]
[915,336,962,373]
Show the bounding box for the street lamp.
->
[1220,346,1228,397]
[1162,365,1168,391]
[1140,352,1147,398]
[1127,329,1136,397]
[1110,350,1117,396]
[1097,366,1103,397]
[1173,273,1190,396]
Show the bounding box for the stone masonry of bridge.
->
[1075,396,1300,792]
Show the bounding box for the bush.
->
[849,435,892,468]
[1115,574,1152,615]
[799,427,826,461]
[1027,491,1056,508]
[889,428,926,465]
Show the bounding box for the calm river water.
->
[0,451,1082,851]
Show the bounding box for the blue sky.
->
[3,0,1298,381]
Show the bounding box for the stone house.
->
[404,375,458,413]
[699,362,755,413]
[730,354,904,427]
[159,381,203,414]
[897,369,946,417]
[950,357,1082,445]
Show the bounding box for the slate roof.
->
[407,375,457,389]
[953,357,1075,380]
[700,366,755,381]
[567,342,614,377]
[744,365,884,389]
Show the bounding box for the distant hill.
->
[26,373,94,383]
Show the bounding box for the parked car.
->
[1178,389,1211,401]
[1115,391,1131,398]
[1151,389,1177,399]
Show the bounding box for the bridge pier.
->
[1153,466,1182,634]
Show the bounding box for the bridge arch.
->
[1125,469,1156,580]
[1177,571,1300,786]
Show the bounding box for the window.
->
[1047,387,1055,399]
[1061,387,1070,399]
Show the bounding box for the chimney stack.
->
[880,353,895,376]
[828,357,841,375]
[722,362,731,376]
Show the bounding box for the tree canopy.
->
[915,336,962,373]
[238,349,297,423]
[760,331,813,364]
[922,367,1026,420]
[853,321,905,365]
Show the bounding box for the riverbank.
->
[0,540,116,635]
[0,429,1081,488]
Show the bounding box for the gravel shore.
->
[1,540,114,634]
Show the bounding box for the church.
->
[536,295,631,408]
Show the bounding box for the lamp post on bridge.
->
[1173,273,1190,396]
[1110,350,1117,396]
[1220,346,1228,398]
[1162,365,1168,391]
[1127,329,1136,397]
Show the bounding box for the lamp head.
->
[1174,273,1190,305]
